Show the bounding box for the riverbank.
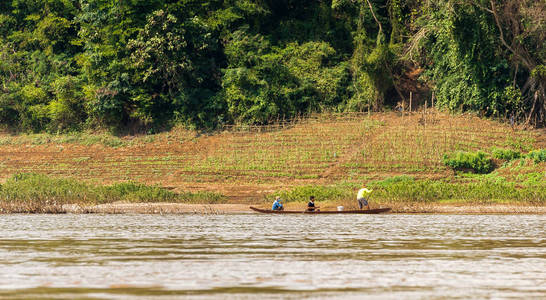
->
[0,168,544,214]
[24,203,546,214]
[1,113,544,213]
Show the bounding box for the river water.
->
[0,214,544,299]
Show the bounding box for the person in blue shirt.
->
[272,196,284,211]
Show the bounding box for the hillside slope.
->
[0,111,544,202]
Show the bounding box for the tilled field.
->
[1,112,544,201]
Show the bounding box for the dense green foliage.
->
[444,148,546,172]
[414,0,545,125]
[1,0,544,132]
[443,151,494,173]
[491,147,521,161]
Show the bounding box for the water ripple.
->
[0,214,544,299]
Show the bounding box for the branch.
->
[487,0,532,70]
[365,0,383,42]
[489,1,514,54]
[472,1,493,13]
[404,27,429,62]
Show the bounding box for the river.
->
[0,214,544,299]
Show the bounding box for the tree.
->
[409,0,545,125]
[473,0,545,125]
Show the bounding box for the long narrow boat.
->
[249,206,391,214]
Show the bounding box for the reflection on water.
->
[0,214,544,299]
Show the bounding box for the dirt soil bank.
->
[60,203,546,214]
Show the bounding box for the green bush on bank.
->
[443,151,494,174]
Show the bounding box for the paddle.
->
[305,206,320,212]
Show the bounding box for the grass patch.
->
[490,147,546,163]
[271,175,545,205]
[503,136,535,152]
[526,149,546,163]
[0,132,126,147]
[0,173,227,213]
[178,191,227,204]
[276,185,353,203]
[369,176,544,204]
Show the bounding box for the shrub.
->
[491,147,521,161]
[525,149,546,163]
[443,151,494,173]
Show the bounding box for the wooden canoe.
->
[249,206,391,214]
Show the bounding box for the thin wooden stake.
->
[409,92,413,113]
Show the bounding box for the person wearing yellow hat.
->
[357,187,372,210]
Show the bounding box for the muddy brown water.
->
[0,214,544,299]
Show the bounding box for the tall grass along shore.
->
[0,173,226,213]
